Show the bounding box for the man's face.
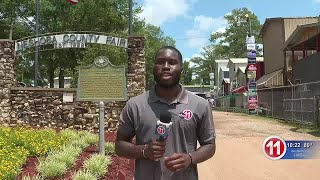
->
[153,49,182,88]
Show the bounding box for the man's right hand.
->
[144,140,166,160]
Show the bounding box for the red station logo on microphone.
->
[157,126,166,135]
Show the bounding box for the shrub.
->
[21,175,44,180]
[82,132,99,145]
[48,150,78,168]
[83,154,111,177]
[105,142,115,156]
[0,126,70,179]
[70,139,90,149]
[37,159,67,178]
[72,170,98,180]
[0,146,29,179]
[60,129,78,141]
[62,145,82,157]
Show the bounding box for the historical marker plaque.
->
[77,56,127,102]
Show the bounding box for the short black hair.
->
[155,46,183,64]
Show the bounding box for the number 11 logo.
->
[262,136,287,160]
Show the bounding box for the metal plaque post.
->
[99,101,105,155]
[77,56,127,155]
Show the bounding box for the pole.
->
[316,34,319,53]
[249,18,252,37]
[34,0,40,87]
[99,101,106,155]
[292,50,295,83]
[246,14,257,115]
[129,0,133,35]
[246,14,252,37]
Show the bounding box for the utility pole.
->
[34,0,40,87]
[129,0,133,35]
[245,14,252,37]
[245,14,258,115]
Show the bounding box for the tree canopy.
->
[210,7,262,58]
[189,8,262,86]
[0,0,175,89]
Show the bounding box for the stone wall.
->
[0,41,16,125]
[127,36,146,98]
[0,36,146,131]
[9,88,125,132]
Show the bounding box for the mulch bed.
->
[17,132,134,180]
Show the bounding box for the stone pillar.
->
[127,36,146,99]
[0,40,16,125]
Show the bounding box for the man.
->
[115,46,216,180]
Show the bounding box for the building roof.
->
[259,17,318,38]
[229,57,264,65]
[283,22,320,51]
[229,58,248,64]
[220,67,229,72]
[222,78,230,84]
[237,66,247,74]
[256,69,283,87]
[215,59,229,63]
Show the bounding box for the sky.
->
[136,0,320,63]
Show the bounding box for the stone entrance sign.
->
[0,36,145,132]
[77,56,127,102]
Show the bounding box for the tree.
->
[0,0,176,89]
[0,0,32,39]
[35,0,131,87]
[190,45,217,85]
[134,23,175,89]
[210,8,262,58]
[181,61,193,85]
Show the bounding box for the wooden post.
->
[292,50,295,83]
[314,96,320,128]
[302,42,306,58]
[316,35,319,53]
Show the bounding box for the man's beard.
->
[154,73,181,88]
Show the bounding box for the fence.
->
[216,81,320,126]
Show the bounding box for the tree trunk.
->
[59,68,64,88]
[9,28,13,40]
[49,67,55,88]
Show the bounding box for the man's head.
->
[153,46,183,88]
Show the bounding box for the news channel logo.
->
[262,136,320,160]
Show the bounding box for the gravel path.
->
[198,111,320,180]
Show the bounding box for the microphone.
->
[156,111,172,141]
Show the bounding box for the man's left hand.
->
[164,153,192,172]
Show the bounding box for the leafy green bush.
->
[82,132,99,145]
[37,160,67,178]
[21,175,44,180]
[0,126,70,179]
[105,142,115,156]
[83,154,111,177]
[72,170,98,180]
[62,145,82,157]
[60,129,78,141]
[0,146,29,179]
[48,150,78,168]
[70,139,89,149]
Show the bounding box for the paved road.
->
[198,111,320,180]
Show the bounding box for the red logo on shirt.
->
[183,110,193,120]
[157,126,166,135]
